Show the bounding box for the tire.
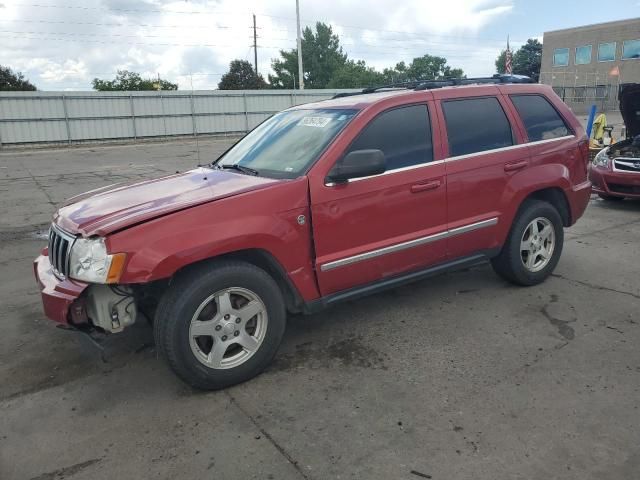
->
[598,193,625,202]
[491,200,564,286]
[155,261,286,390]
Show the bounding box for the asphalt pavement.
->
[0,136,639,480]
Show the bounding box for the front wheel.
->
[491,200,564,286]
[155,261,286,390]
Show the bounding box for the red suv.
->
[34,76,592,389]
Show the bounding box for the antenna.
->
[190,73,202,166]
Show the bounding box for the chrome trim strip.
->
[325,159,446,186]
[325,135,575,186]
[448,217,498,236]
[49,223,76,279]
[319,217,498,272]
[446,135,575,163]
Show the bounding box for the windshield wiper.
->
[217,163,259,176]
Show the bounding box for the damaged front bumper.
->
[34,251,137,332]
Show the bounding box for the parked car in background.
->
[590,83,640,200]
[34,76,592,389]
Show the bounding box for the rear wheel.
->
[155,261,286,390]
[598,193,625,202]
[491,200,564,286]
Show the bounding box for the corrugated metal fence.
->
[0,89,357,146]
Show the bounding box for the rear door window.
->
[347,104,433,170]
[442,97,514,157]
[510,94,571,141]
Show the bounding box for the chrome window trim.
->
[325,135,575,186]
[319,217,498,272]
[612,158,640,174]
[326,159,446,186]
[439,135,575,163]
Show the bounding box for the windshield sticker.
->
[299,116,332,128]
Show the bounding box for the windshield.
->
[216,108,358,179]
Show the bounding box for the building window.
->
[622,39,640,60]
[553,48,569,66]
[598,42,616,62]
[575,45,592,65]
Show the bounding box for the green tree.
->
[406,54,464,80]
[218,60,267,90]
[495,49,507,74]
[269,22,347,88]
[92,70,177,91]
[495,39,542,81]
[379,56,464,83]
[327,60,385,88]
[0,65,36,91]
[513,39,542,82]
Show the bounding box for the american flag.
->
[505,36,513,74]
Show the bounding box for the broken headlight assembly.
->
[592,147,611,169]
[69,237,126,284]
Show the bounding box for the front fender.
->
[107,178,320,301]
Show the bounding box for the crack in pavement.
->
[27,458,102,480]
[551,273,640,300]
[21,162,56,208]
[225,391,312,480]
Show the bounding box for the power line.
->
[0,33,495,60]
[0,28,507,55]
[6,3,528,43]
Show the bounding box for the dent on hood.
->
[54,168,281,236]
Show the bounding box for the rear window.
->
[442,97,513,157]
[348,104,433,170]
[510,94,570,141]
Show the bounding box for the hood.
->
[54,167,281,236]
[619,83,640,138]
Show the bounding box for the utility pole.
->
[252,14,258,75]
[295,0,304,89]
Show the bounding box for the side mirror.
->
[326,149,386,184]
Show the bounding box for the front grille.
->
[48,225,75,278]
[607,183,640,195]
[613,158,640,173]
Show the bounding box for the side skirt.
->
[303,250,499,314]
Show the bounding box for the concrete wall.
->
[540,17,640,114]
[0,89,358,146]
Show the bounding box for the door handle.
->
[504,161,528,172]
[410,180,441,193]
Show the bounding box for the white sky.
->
[1,0,530,90]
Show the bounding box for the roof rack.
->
[332,74,533,99]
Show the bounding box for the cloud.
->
[1,0,516,90]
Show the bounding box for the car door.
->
[434,91,528,260]
[308,102,448,297]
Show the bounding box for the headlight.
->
[593,147,610,168]
[69,237,126,283]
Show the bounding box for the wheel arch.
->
[524,187,571,227]
[170,248,306,314]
